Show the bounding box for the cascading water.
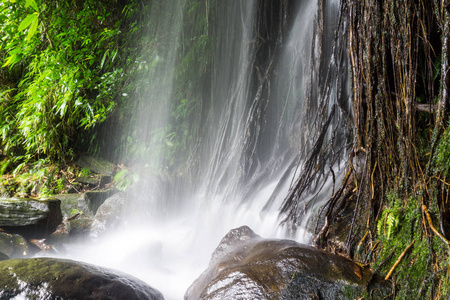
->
[60,0,350,299]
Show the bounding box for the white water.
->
[63,175,307,299]
[57,0,347,299]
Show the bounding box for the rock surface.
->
[0,198,62,238]
[0,232,28,259]
[185,226,391,300]
[90,192,126,238]
[79,189,120,216]
[76,155,116,176]
[53,194,81,219]
[0,257,164,300]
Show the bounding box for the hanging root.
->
[385,240,415,280]
[422,204,450,246]
[280,104,337,224]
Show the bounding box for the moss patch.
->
[368,193,449,299]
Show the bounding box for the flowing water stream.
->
[62,1,349,299]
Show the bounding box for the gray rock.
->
[0,198,62,238]
[47,222,69,245]
[0,232,13,258]
[53,194,82,219]
[67,217,92,236]
[54,189,119,221]
[78,189,120,217]
[0,257,164,299]
[185,226,391,300]
[74,176,100,186]
[0,253,8,261]
[0,232,28,259]
[90,193,126,239]
[76,155,116,176]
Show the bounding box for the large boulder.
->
[0,198,62,238]
[185,226,391,300]
[0,257,164,299]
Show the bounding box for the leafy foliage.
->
[0,158,71,197]
[100,0,212,172]
[0,0,126,162]
[113,168,139,191]
[0,0,213,182]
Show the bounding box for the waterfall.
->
[62,1,350,299]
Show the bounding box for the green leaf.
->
[25,0,39,12]
[18,13,38,32]
[100,49,109,69]
[27,15,39,41]
[2,53,22,68]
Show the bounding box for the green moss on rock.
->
[0,257,163,299]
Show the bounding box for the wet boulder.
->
[185,226,391,300]
[0,232,28,259]
[90,192,126,238]
[54,189,119,220]
[0,257,164,300]
[0,198,62,238]
[78,189,120,217]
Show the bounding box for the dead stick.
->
[422,205,450,245]
[385,240,415,280]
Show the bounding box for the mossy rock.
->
[53,194,82,219]
[0,257,164,299]
[0,232,28,259]
[80,189,120,216]
[67,217,92,236]
[0,198,62,238]
[76,155,116,176]
[186,226,392,300]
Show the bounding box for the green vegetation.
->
[0,0,212,195]
[113,168,139,191]
[0,0,136,196]
[434,120,450,177]
[108,0,211,171]
[369,193,449,298]
[0,158,72,197]
[0,0,127,162]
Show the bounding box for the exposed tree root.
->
[385,240,415,280]
[423,204,450,246]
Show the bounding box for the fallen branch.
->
[385,240,415,280]
[422,205,450,245]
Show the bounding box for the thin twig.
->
[367,247,396,287]
[385,240,415,280]
[358,230,369,245]
[431,175,450,187]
